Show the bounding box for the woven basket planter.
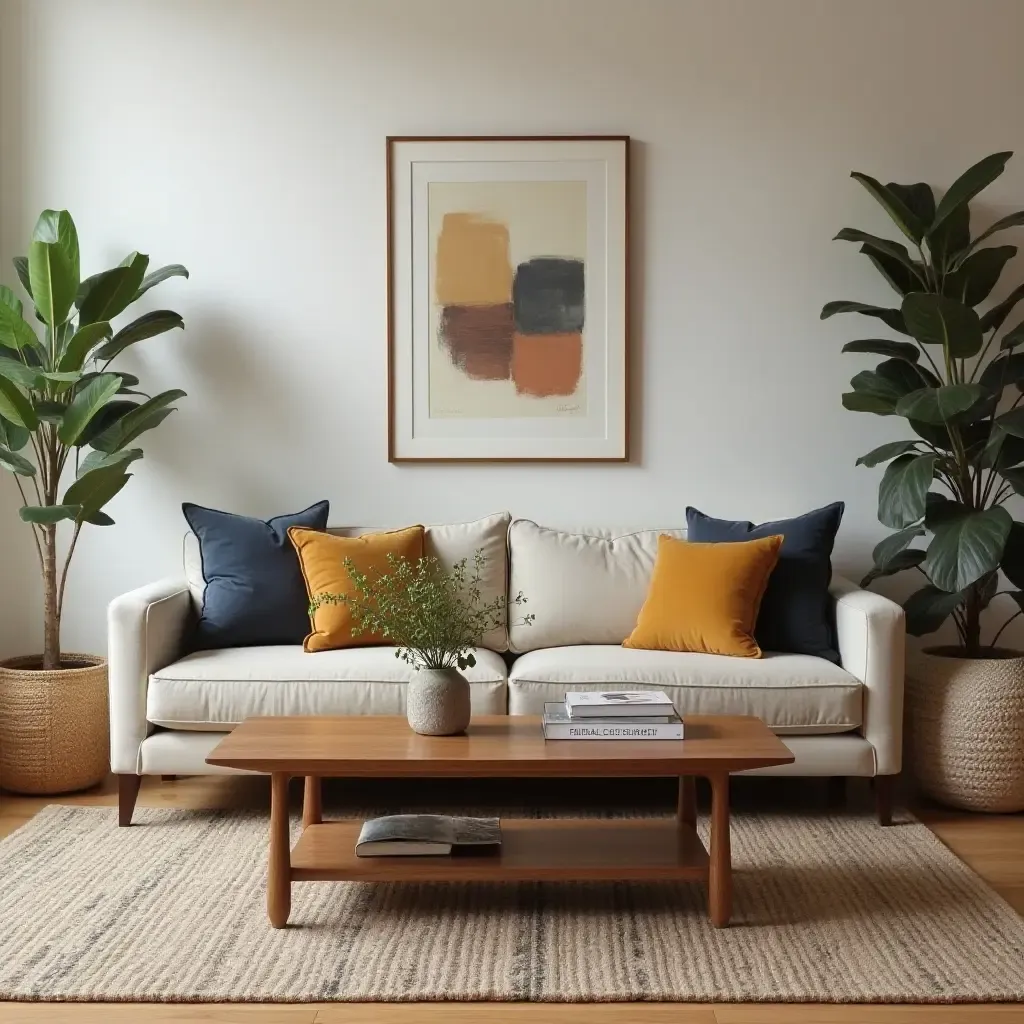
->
[0,654,108,795]
[906,647,1024,813]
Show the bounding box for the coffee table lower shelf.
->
[291,818,710,883]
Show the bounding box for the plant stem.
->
[56,521,81,624]
[41,524,59,670]
[990,610,1021,649]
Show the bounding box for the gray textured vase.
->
[406,668,472,736]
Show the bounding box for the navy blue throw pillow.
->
[184,500,330,648]
[685,503,845,663]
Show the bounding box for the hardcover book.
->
[565,689,675,718]
[355,814,501,857]
[543,702,684,740]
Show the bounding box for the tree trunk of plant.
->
[41,524,60,670]
[963,584,982,658]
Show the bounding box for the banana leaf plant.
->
[825,152,1024,657]
[0,210,187,669]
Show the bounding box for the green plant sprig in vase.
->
[311,550,533,734]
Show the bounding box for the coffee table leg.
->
[677,775,697,828]
[268,772,291,928]
[302,775,322,828]
[708,772,732,927]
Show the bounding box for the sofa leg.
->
[875,775,894,826]
[161,775,177,782]
[826,776,846,808]
[118,774,142,826]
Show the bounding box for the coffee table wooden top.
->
[206,714,793,776]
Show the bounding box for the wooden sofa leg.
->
[118,774,142,826]
[875,774,894,826]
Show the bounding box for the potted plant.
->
[0,210,187,794]
[312,551,533,735]
[825,152,1024,812]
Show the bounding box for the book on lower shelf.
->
[355,814,501,857]
[565,689,676,718]
[543,702,684,740]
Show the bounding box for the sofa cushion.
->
[182,500,330,649]
[507,646,861,734]
[507,520,686,652]
[183,512,512,651]
[148,646,508,730]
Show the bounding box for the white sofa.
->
[108,513,905,825]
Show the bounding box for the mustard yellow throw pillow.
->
[288,526,424,652]
[624,533,783,658]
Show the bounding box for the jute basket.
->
[0,654,109,795]
[906,646,1024,813]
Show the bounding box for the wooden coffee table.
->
[206,714,793,929]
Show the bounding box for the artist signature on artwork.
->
[556,403,581,414]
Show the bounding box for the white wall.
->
[1,0,1023,656]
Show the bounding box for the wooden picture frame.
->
[387,135,630,462]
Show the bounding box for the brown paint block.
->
[435,214,513,306]
[439,304,514,380]
[512,332,583,397]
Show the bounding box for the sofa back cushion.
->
[507,519,686,652]
[184,511,512,651]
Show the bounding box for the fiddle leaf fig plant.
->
[825,152,1024,656]
[0,210,188,670]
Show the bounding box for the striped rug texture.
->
[0,803,1021,1003]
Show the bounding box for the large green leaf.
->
[77,253,149,325]
[0,416,30,452]
[62,464,130,518]
[999,521,1024,589]
[0,355,41,390]
[979,353,1024,397]
[928,202,971,274]
[12,256,32,298]
[57,321,112,372]
[994,406,1024,439]
[856,439,923,467]
[0,301,41,352]
[903,585,966,636]
[57,373,122,445]
[77,447,143,478]
[19,504,81,525]
[922,505,1012,592]
[901,292,983,358]
[887,182,935,226]
[845,359,925,416]
[980,283,1024,334]
[861,546,926,587]
[842,339,920,362]
[862,246,921,296]
[134,264,188,300]
[944,245,1017,307]
[94,310,184,360]
[0,285,22,318]
[894,384,985,424]
[850,172,926,243]
[89,388,185,452]
[32,210,80,288]
[28,240,75,328]
[0,446,36,476]
[877,453,938,529]
[0,378,38,429]
[998,466,1024,496]
[873,525,926,567]
[931,152,1013,233]
[76,399,138,447]
[967,210,1024,252]
[1000,321,1024,351]
[821,300,908,335]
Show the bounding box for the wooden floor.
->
[0,774,1021,1024]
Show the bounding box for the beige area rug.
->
[0,803,1022,1003]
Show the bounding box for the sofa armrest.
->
[830,575,906,776]
[108,578,192,774]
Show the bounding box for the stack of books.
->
[542,690,684,740]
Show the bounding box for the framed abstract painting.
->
[387,136,629,461]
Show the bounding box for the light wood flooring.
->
[0,773,1020,1024]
